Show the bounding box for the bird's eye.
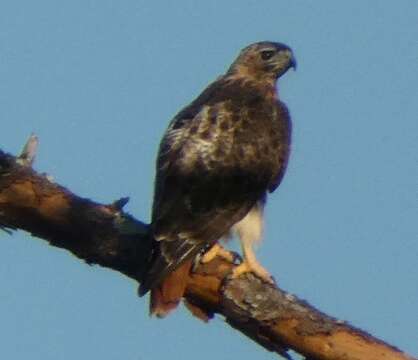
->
[260,50,275,60]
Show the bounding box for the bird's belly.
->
[231,202,264,247]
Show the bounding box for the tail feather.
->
[149,260,192,318]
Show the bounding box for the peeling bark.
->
[0,144,415,360]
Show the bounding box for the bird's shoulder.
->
[169,76,267,129]
[156,77,269,172]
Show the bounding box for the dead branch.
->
[0,139,415,360]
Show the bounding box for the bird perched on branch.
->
[139,41,296,317]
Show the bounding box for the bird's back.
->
[139,78,291,296]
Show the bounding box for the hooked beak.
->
[275,49,297,78]
[282,49,296,71]
[289,54,297,71]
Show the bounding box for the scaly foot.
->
[231,260,274,284]
[201,243,235,263]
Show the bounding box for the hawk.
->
[139,41,296,317]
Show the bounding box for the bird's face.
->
[228,41,296,82]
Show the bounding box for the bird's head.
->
[227,41,296,84]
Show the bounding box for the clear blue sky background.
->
[0,1,417,359]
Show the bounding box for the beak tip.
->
[291,57,297,71]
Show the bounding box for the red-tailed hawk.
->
[139,41,296,317]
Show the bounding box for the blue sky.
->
[0,1,417,359]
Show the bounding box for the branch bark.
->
[0,142,415,360]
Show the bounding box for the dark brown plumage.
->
[139,41,296,317]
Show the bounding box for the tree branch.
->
[0,140,415,360]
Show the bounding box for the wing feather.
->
[139,79,290,294]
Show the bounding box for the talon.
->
[201,243,235,264]
[231,252,242,264]
[231,261,274,284]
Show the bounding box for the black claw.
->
[231,251,243,264]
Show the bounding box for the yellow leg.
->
[231,241,274,284]
[201,243,235,263]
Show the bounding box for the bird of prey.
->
[139,41,296,317]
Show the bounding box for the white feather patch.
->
[232,205,264,247]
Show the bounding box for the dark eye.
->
[260,50,275,60]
